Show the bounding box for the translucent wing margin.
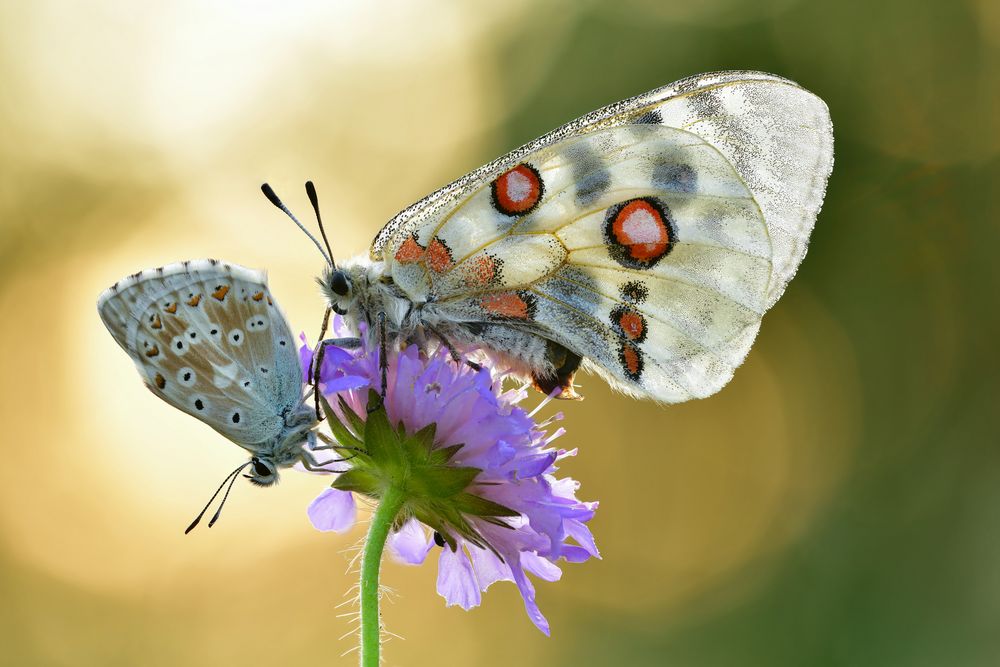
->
[97,260,303,448]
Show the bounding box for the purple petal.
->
[299,333,314,383]
[468,544,512,591]
[321,374,371,393]
[436,546,481,610]
[514,451,558,479]
[565,519,601,559]
[307,488,357,533]
[506,550,550,635]
[388,519,433,565]
[521,551,562,582]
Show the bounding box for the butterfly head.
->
[319,264,354,314]
[246,456,279,486]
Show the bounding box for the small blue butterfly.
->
[98,259,336,530]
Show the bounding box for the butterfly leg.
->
[312,308,331,419]
[425,323,483,372]
[377,312,388,400]
[312,431,363,458]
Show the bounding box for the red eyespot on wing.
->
[427,238,454,273]
[481,291,537,320]
[604,197,675,269]
[611,305,647,342]
[395,235,425,264]
[491,163,543,216]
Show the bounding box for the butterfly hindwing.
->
[373,71,832,403]
[98,260,303,449]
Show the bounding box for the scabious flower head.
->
[302,316,599,635]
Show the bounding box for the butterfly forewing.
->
[369,71,831,403]
[98,260,303,449]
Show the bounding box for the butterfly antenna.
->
[305,181,336,269]
[260,183,334,267]
[207,464,247,528]
[184,461,251,534]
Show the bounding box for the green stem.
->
[360,485,406,667]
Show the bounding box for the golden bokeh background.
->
[1,1,997,665]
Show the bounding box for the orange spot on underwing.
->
[164,303,177,314]
[394,236,425,264]
[426,238,453,273]
[187,294,202,307]
[481,292,532,320]
[154,373,165,389]
[150,314,162,329]
[145,345,160,358]
[212,285,230,301]
[252,291,265,301]
[464,254,498,287]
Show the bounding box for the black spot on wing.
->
[567,144,611,208]
[634,109,663,124]
[652,162,698,194]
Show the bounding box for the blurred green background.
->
[1,1,997,665]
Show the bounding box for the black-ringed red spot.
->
[603,197,676,269]
[619,341,644,381]
[491,163,543,216]
[610,305,647,343]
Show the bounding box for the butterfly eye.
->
[329,270,350,297]
[253,460,271,477]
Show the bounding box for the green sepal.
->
[320,396,364,451]
[362,401,404,471]
[332,469,380,496]
[453,492,520,519]
[338,395,367,435]
[429,443,464,465]
[403,423,437,461]
[409,466,481,499]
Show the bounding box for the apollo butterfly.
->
[267,70,833,404]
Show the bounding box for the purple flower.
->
[301,316,599,635]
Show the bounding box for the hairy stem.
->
[360,485,406,667]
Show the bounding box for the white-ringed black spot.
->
[229,329,244,346]
[177,367,196,387]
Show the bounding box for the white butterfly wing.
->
[98,260,304,449]
[373,71,833,403]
